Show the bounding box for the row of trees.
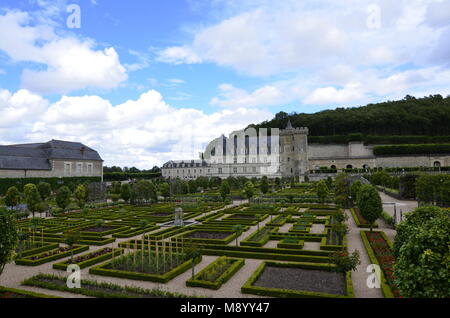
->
[4,182,88,215]
[253,94,450,136]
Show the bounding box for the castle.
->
[162,120,450,180]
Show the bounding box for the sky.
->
[0,0,450,169]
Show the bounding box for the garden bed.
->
[360,230,399,297]
[53,247,124,270]
[186,256,245,289]
[0,286,58,298]
[242,262,353,298]
[89,251,202,283]
[22,274,190,298]
[15,245,89,266]
[178,229,237,245]
[277,238,304,249]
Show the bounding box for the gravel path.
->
[346,209,383,298]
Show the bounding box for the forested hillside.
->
[251,95,450,136]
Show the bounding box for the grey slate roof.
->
[0,139,102,170]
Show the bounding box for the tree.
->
[220,180,231,202]
[356,184,382,231]
[260,176,269,194]
[243,181,255,200]
[350,181,362,205]
[24,184,42,217]
[0,208,18,277]
[64,231,80,263]
[334,173,351,208]
[393,206,449,298]
[160,183,170,199]
[393,206,447,258]
[4,186,21,208]
[56,186,72,210]
[316,180,329,202]
[111,181,122,195]
[275,177,281,189]
[232,224,244,247]
[120,183,131,203]
[37,182,52,201]
[74,184,87,208]
[330,250,360,273]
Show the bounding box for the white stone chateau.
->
[162,120,450,180]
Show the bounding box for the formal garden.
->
[0,174,448,298]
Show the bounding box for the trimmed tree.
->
[37,182,52,201]
[56,186,72,210]
[220,180,231,202]
[0,208,18,276]
[350,181,362,205]
[232,224,244,247]
[74,184,87,208]
[260,176,269,194]
[243,181,255,200]
[23,184,42,217]
[356,184,382,231]
[120,183,131,203]
[316,180,329,202]
[4,186,21,209]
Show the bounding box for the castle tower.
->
[279,119,309,179]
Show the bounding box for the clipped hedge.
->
[89,255,202,283]
[186,256,245,290]
[241,261,354,298]
[373,143,450,156]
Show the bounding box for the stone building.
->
[162,120,450,180]
[0,140,103,180]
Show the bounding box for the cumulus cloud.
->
[211,83,285,108]
[0,88,272,168]
[157,0,446,76]
[0,10,127,94]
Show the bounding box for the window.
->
[291,168,293,173]
[234,157,237,164]
[218,168,223,174]
[288,157,290,162]
[243,167,247,173]
[434,161,441,167]
[76,162,82,174]
[233,167,237,173]
[87,163,93,175]
[346,164,353,169]
[64,162,71,176]
[252,166,256,173]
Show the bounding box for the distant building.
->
[162,120,450,180]
[0,140,103,180]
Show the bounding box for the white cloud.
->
[156,45,202,64]
[157,1,448,78]
[0,88,272,168]
[211,83,285,108]
[0,10,127,94]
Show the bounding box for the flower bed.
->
[320,228,346,251]
[177,229,238,245]
[15,245,89,266]
[0,286,58,298]
[22,274,191,298]
[360,231,399,298]
[53,247,124,270]
[16,243,59,258]
[186,256,245,289]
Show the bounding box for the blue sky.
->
[0,0,450,168]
